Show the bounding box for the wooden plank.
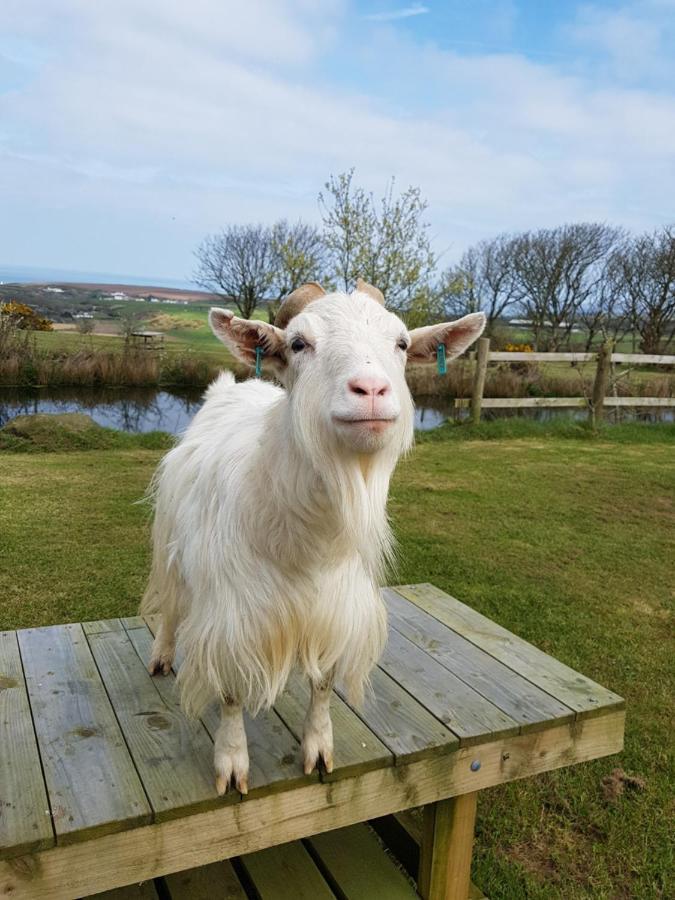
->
[307,823,418,898]
[85,626,223,821]
[611,352,675,365]
[16,624,152,845]
[0,710,624,899]
[275,672,393,781]
[456,397,587,409]
[380,628,518,745]
[393,585,624,717]
[130,616,316,799]
[240,841,334,900]
[384,589,574,732]
[163,860,247,899]
[604,396,675,407]
[0,631,54,860]
[81,619,123,635]
[488,351,595,362]
[337,665,459,764]
[94,882,159,899]
[419,793,478,900]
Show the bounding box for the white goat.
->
[142,280,485,794]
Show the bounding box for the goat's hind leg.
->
[148,612,177,676]
[214,698,249,796]
[302,674,334,775]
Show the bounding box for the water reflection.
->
[0,386,204,434]
[0,386,671,436]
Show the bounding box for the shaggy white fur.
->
[142,284,485,792]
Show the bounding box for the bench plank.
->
[84,625,222,821]
[337,666,458,764]
[380,628,519,745]
[393,584,624,717]
[163,860,247,899]
[307,823,418,898]
[240,841,334,899]
[275,672,393,781]
[17,624,152,845]
[0,631,54,860]
[384,589,574,732]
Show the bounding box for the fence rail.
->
[476,351,675,365]
[467,339,675,424]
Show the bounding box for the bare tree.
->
[318,169,435,311]
[511,223,622,350]
[616,225,675,353]
[438,234,521,333]
[266,220,326,322]
[194,225,278,319]
[578,242,632,351]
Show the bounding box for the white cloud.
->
[363,4,429,22]
[0,0,674,278]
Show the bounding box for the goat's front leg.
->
[302,674,334,775]
[148,612,177,676]
[214,699,249,796]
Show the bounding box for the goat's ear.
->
[407,312,486,363]
[209,308,287,374]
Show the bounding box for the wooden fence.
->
[466,339,675,424]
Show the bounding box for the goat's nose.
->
[348,376,391,398]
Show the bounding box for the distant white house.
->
[106,291,128,300]
[73,312,94,319]
[44,286,65,293]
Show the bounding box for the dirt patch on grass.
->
[601,768,647,804]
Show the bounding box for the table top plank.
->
[16,624,152,845]
[336,666,459,764]
[85,623,223,822]
[393,584,624,717]
[0,630,54,860]
[384,588,575,732]
[275,672,393,781]
[380,628,519,745]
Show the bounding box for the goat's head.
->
[209,282,485,457]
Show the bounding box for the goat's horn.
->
[356,278,385,306]
[274,282,325,329]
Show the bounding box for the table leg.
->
[418,792,478,900]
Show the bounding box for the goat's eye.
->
[290,337,306,353]
[397,338,409,351]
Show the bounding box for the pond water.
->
[0,386,671,435]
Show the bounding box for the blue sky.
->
[1,1,674,283]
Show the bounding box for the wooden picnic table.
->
[0,583,625,899]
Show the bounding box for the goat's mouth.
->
[333,416,397,432]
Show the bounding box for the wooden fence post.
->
[470,338,490,425]
[589,341,613,426]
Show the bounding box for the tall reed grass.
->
[1,320,672,397]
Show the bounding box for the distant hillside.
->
[0,282,223,322]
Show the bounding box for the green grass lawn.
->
[0,421,673,898]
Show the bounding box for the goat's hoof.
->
[302,736,334,775]
[214,753,249,796]
[148,654,173,676]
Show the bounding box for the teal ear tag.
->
[436,343,447,375]
[255,346,263,378]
